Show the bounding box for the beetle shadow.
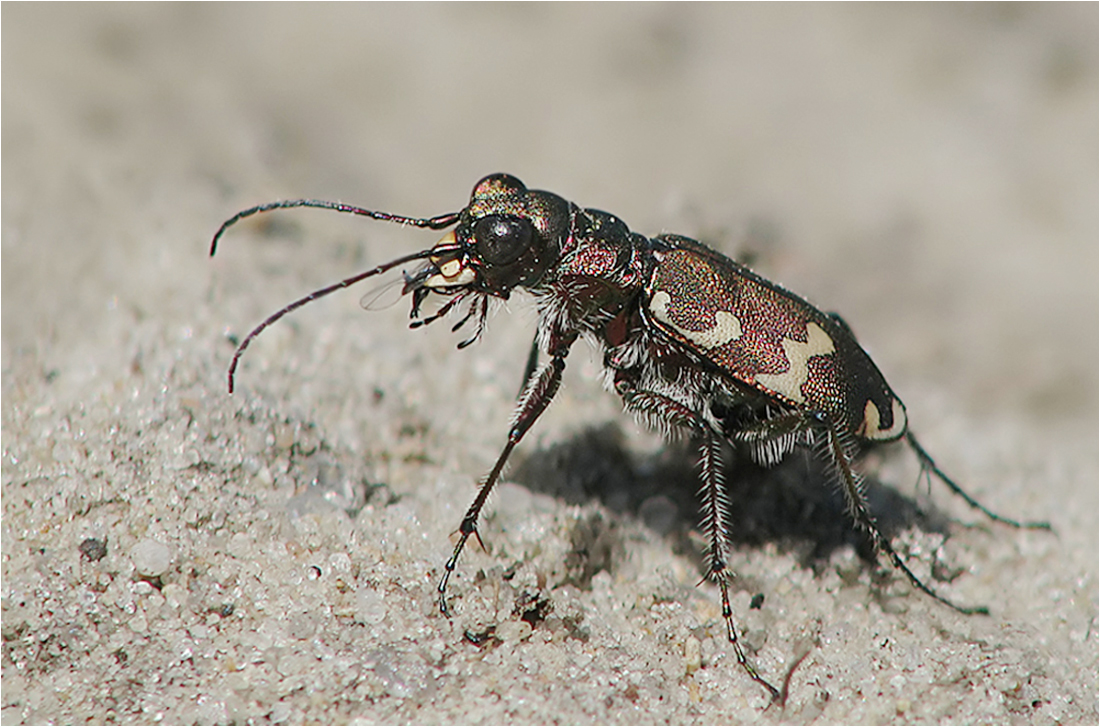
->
[510,422,949,577]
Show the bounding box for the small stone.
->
[131,539,173,576]
[356,588,387,625]
[79,537,108,561]
[162,583,187,610]
[496,619,533,643]
[684,635,702,675]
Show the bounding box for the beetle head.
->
[212,174,572,391]
[409,174,570,300]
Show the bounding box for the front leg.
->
[437,330,578,616]
[518,332,540,398]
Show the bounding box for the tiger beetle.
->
[210,174,1049,702]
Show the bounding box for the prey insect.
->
[210,174,1049,702]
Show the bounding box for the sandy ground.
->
[2,5,1097,725]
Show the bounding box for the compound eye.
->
[473,216,534,266]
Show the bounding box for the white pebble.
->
[356,588,387,625]
[131,540,173,576]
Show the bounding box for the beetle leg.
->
[408,291,467,330]
[699,430,782,704]
[614,378,780,701]
[697,432,733,586]
[818,417,989,615]
[456,295,490,349]
[727,410,810,467]
[518,333,540,398]
[905,432,1051,530]
[438,330,578,616]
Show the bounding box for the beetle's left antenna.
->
[222,250,440,393]
[210,199,461,392]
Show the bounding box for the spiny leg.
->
[519,334,540,398]
[698,433,733,582]
[819,418,988,615]
[437,332,577,616]
[699,431,781,703]
[728,410,810,468]
[905,431,1051,530]
[617,381,780,701]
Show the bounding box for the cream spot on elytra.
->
[649,290,742,349]
[754,322,835,404]
[858,398,907,441]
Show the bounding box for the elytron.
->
[211,174,1047,701]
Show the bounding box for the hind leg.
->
[815,416,990,614]
[905,431,1051,530]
